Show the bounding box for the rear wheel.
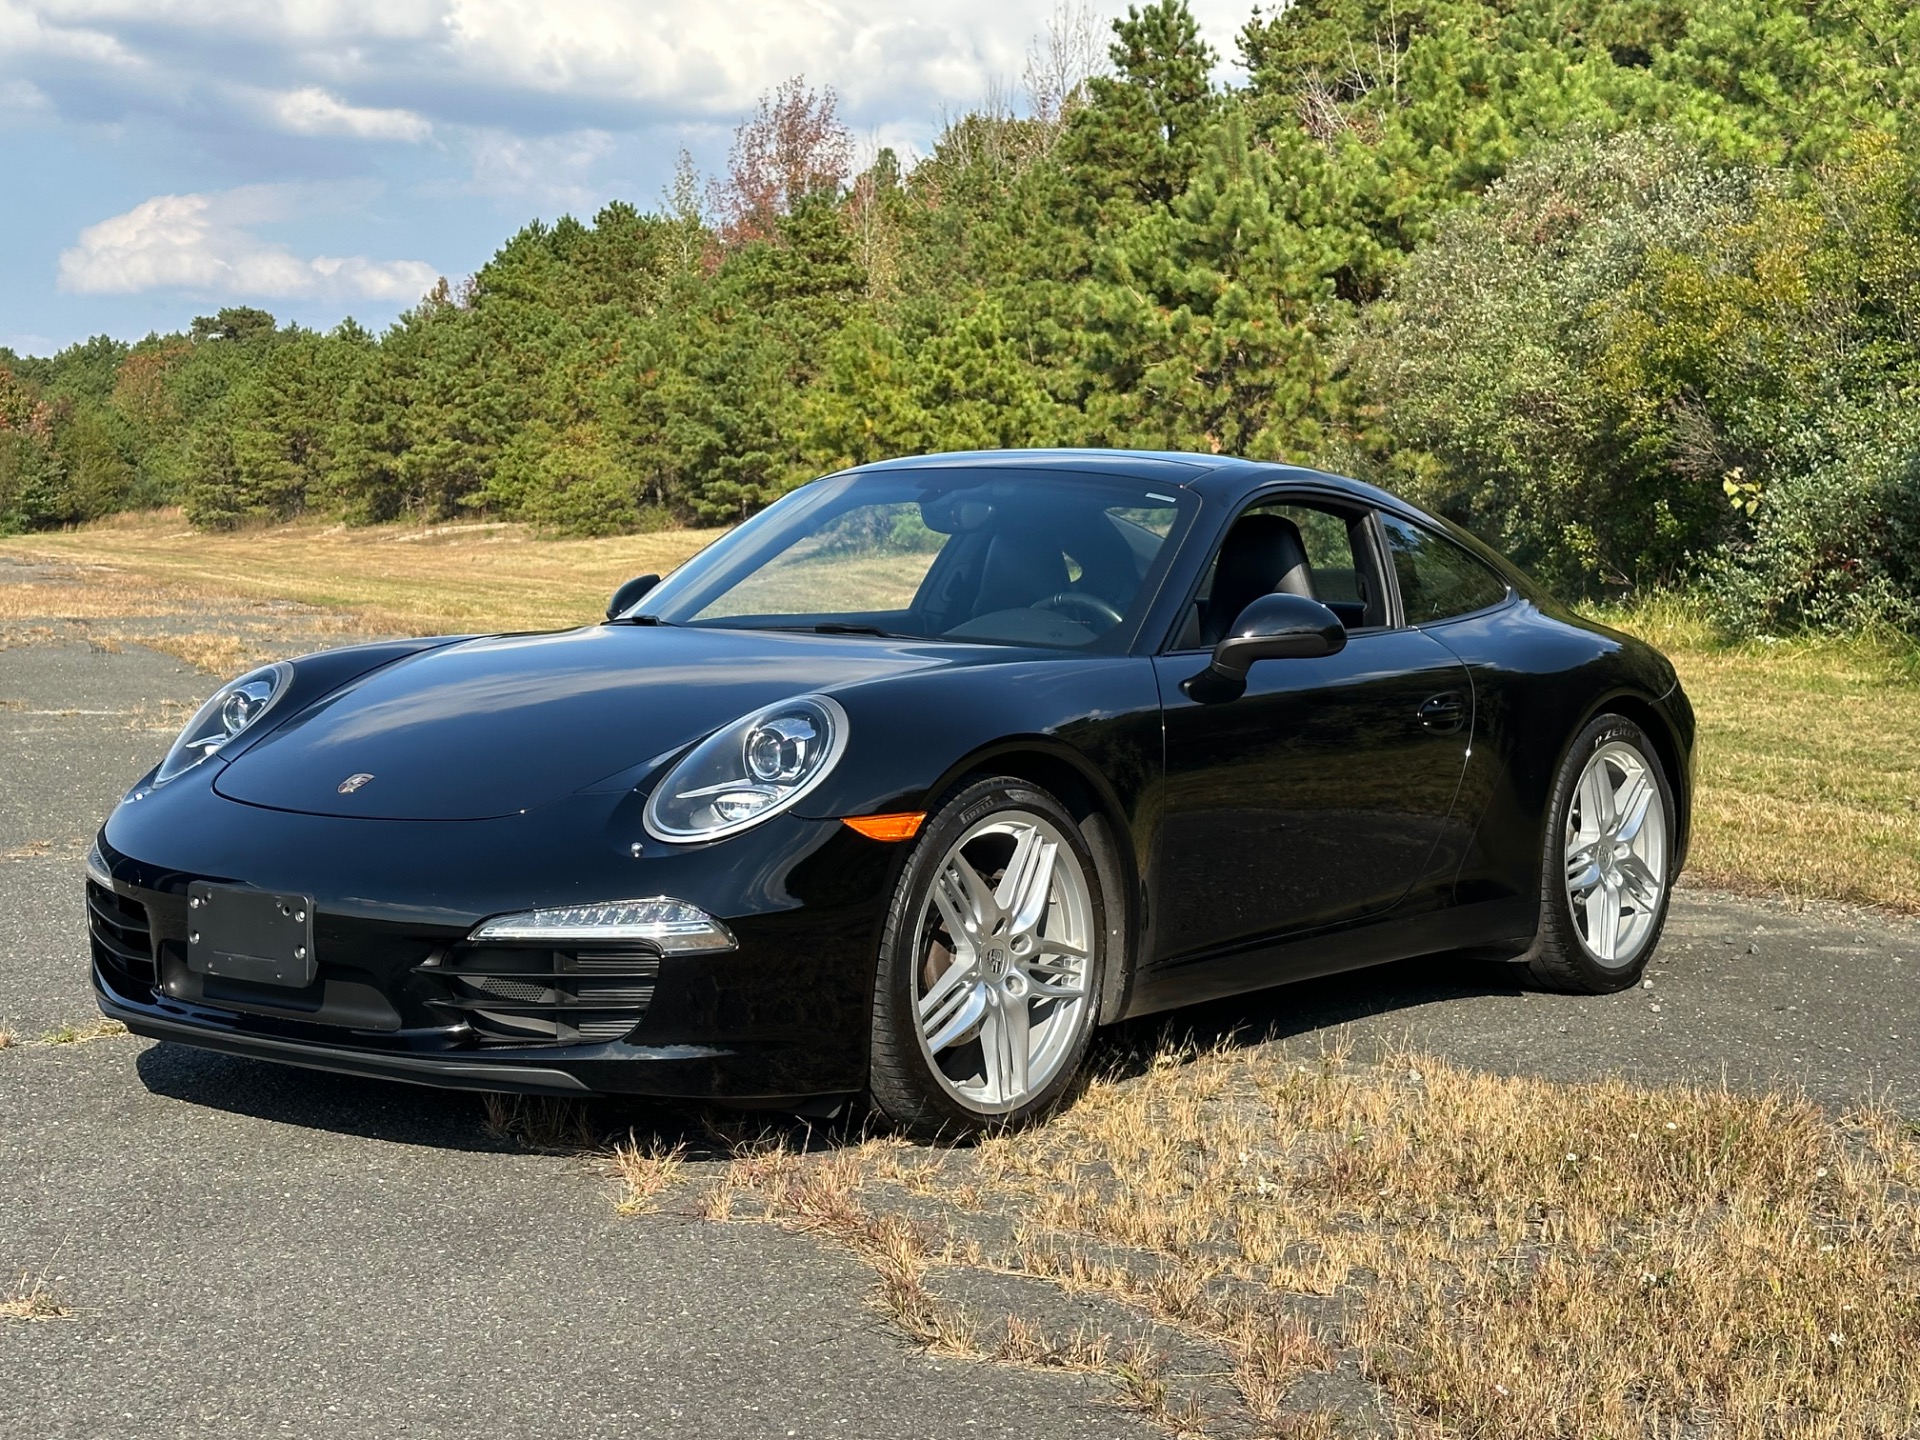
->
[869,777,1105,1140]
[1526,713,1675,993]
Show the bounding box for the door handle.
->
[1418,692,1467,734]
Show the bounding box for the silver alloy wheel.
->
[910,808,1095,1115]
[1564,740,1668,967]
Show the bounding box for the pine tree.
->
[1059,0,1221,218]
[1076,110,1346,457]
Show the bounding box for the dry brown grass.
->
[33,1018,127,1046]
[1606,601,1920,913]
[478,1092,601,1151]
[137,630,278,675]
[1,1268,73,1322]
[0,1029,15,1050]
[691,1136,1241,1429]
[0,508,718,635]
[611,1135,688,1216]
[703,1125,1351,1433]
[0,555,201,621]
[463,1023,1920,1432]
[707,1047,1920,1440]
[701,1142,975,1349]
[3,834,94,864]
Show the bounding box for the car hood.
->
[211,625,953,820]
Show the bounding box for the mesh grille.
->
[461,975,553,1004]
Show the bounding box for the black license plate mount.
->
[186,883,316,989]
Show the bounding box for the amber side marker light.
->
[842,812,926,842]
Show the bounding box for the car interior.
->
[676,478,1185,649]
[918,493,1396,652]
[675,481,1406,655]
[910,491,1169,646]
[1172,498,1391,651]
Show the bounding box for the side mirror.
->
[1186,592,1346,701]
[606,573,661,621]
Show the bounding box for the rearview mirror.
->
[606,573,661,621]
[1186,592,1346,701]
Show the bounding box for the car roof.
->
[846,448,1409,511]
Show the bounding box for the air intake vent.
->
[87,881,156,998]
[420,947,661,1046]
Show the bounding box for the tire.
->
[868,776,1108,1141]
[1526,712,1677,994]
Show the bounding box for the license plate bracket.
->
[186,883,316,988]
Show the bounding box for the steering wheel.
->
[1034,591,1125,630]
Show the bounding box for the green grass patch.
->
[1597,594,1920,912]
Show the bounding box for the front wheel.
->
[868,777,1106,1141]
[1526,713,1676,993]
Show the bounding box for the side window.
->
[1175,497,1388,649]
[1266,504,1365,610]
[1379,514,1510,624]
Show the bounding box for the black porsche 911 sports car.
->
[87,449,1692,1137]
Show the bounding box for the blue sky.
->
[1,0,1249,358]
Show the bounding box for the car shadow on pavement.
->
[1093,951,1529,1082]
[133,1041,532,1152]
[129,951,1525,1153]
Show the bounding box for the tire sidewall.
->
[870,776,1107,1138]
[1541,713,1676,988]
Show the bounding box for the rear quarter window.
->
[1380,514,1510,624]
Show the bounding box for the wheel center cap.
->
[985,948,1007,977]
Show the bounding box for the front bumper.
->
[88,790,901,1102]
[92,975,826,1099]
[95,989,596,1096]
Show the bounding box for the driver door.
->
[1147,496,1472,980]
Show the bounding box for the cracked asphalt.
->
[2,632,1916,1439]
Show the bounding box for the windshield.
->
[633,467,1195,650]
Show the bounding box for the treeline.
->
[4,0,1919,633]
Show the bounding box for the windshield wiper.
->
[808,622,896,637]
[615,613,673,626]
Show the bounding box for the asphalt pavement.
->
[2,633,1915,1439]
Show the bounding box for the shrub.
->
[1363,126,1920,622]
[1706,407,1920,635]
[1357,129,1756,593]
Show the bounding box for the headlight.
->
[644,694,848,842]
[154,662,292,785]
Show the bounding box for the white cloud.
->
[439,0,1023,115]
[303,252,443,298]
[856,121,929,169]
[461,127,616,210]
[0,0,145,67]
[270,86,432,141]
[438,1,1243,114]
[28,0,440,44]
[8,1,1252,129]
[0,77,50,110]
[57,188,439,301]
